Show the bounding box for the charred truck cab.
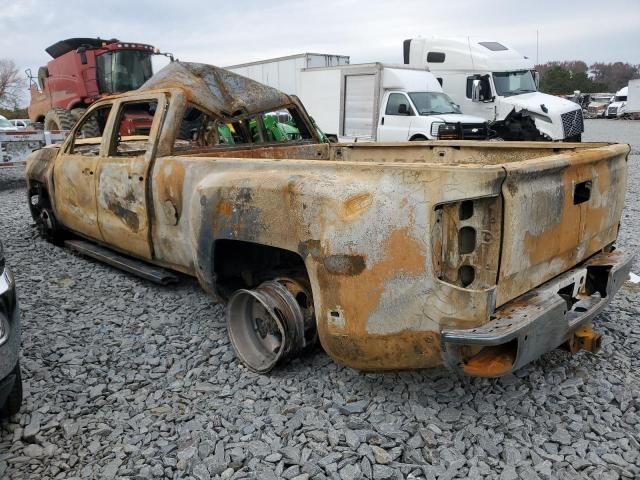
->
[26,62,634,378]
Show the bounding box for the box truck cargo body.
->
[226,53,350,95]
[297,63,489,142]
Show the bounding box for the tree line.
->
[535,61,639,95]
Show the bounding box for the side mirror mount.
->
[471,79,482,102]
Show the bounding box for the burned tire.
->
[0,363,22,418]
[44,108,76,132]
[28,183,64,244]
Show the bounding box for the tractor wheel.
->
[71,108,100,137]
[43,108,76,132]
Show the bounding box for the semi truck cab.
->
[404,38,585,141]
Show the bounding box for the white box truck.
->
[296,63,488,142]
[403,37,585,141]
[226,53,350,95]
[627,80,640,115]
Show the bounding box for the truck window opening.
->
[409,92,461,115]
[492,71,537,97]
[70,105,112,155]
[112,100,157,156]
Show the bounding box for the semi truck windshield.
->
[492,71,537,97]
[408,92,461,115]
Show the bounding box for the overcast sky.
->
[1,0,639,105]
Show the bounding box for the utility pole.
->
[536,29,539,65]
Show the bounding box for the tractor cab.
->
[27,38,171,131]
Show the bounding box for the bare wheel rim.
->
[226,280,307,373]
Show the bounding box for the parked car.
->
[0,117,16,131]
[0,239,22,418]
[9,119,31,129]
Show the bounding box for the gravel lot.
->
[0,119,639,480]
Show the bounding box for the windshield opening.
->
[96,50,154,94]
[492,71,537,97]
[0,118,13,128]
[408,92,461,115]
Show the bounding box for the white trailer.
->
[628,80,640,115]
[0,130,66,167]
[226,53,350,95]
[404,37,585,141]
[297,63,488,142]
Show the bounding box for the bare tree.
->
[0,59,25,109]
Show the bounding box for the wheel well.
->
[212,239,310,300]
[410,134,428,141]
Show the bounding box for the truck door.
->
[378,92,414,141]
[462,75,496,121]
[96,95,166,260]
[53,104,113,241]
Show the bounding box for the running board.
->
[65,240,179,285]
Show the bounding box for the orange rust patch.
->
[343,192,373,218]
[216,199,233,218]
[317,227,431,368]
[463,343,516,377]
[156,161,186,217]
[321,330,443,371]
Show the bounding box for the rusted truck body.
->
[25,62,634,377]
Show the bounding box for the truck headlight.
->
[438,124,461,140]
[430,122,444,137]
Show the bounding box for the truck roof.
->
[226,52,350,69]
[405,37,533,72]
[139,61,295,119]
[45,38,117,58]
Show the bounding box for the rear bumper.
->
[441,248,634,377]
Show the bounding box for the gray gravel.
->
[0,119,639,479]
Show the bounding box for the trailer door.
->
[343,74,376,139]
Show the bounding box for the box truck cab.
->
[404,38,585,141]
[297,63,488,142]
[606,86,628,118]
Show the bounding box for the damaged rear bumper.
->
[441,248,635,377]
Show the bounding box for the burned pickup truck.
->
[26,62,634,377]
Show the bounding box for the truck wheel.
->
[29,184,64,244]
[44,108,76,132]
[0,363,23,418]
[226,278,316,373]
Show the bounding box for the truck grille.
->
[561,109,584,138]
[460,123,488,140]
[607,106,618,116]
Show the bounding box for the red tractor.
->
[27,38,170,131]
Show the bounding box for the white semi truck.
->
[606,86,629,118]
[403,37,585,141]
[227,58,488,142]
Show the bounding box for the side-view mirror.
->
[398,103,410,115]
[533,71,540,89]
[471,79,482,102]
